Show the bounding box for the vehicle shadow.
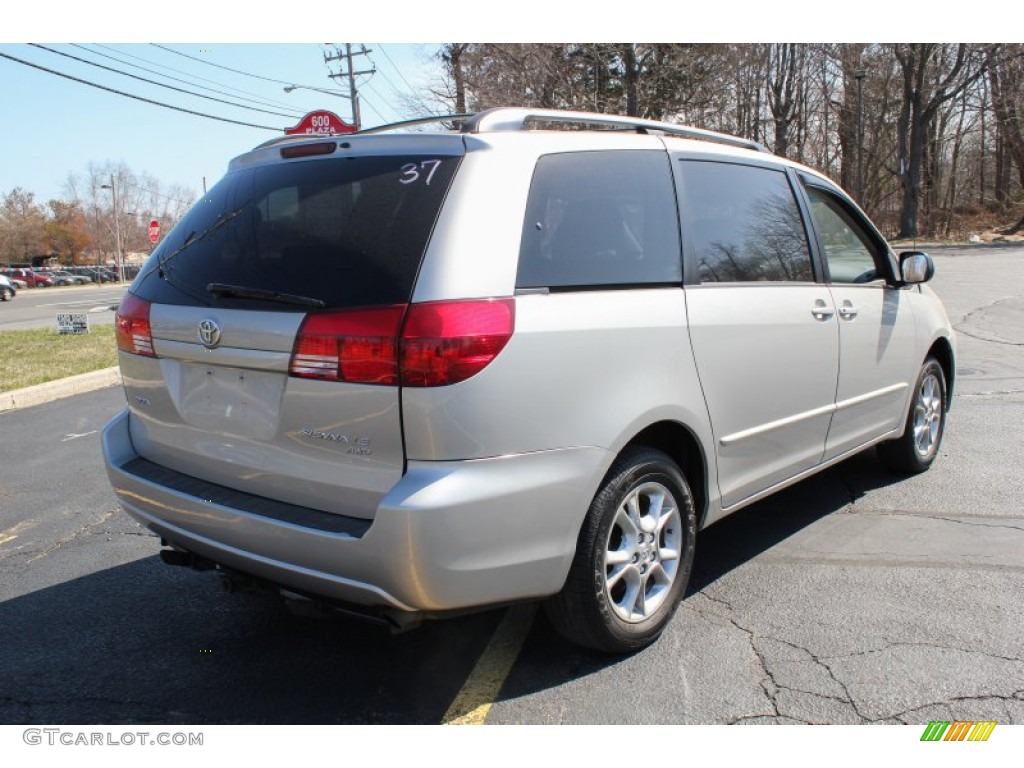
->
[0,554,505,724]
[0,451,910,725]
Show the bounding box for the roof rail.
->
[251,109,770,154]
[355,114,473,134]
[459,107,771,154]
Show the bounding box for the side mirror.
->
[899,251,935,284]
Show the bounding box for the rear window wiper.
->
[151,206,246,284]
[207,283,326,309]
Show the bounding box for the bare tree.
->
[892,44,987,238]
[987,44,1024,233]
[768,44,802,157]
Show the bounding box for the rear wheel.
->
[1,287,12,301]
[878,357,947,474]
[546,447,696,653]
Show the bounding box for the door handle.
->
[838,302,858,320]
[811,299,834,321]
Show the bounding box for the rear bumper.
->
[103,409,608,612]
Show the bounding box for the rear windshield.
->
[132,154,461,310]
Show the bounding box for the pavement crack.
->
[826,640,1024,666]
[695,592,780,719]
[841,508,1024,533]
[761,635,872,722]
[20,510,117,564]
[887,691,1024,723]
[953,328,1024,347]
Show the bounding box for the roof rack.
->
[254,109,771,154]
[459,108,771,154]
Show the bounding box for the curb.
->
[0,367,122,413]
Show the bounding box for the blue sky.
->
[0,42,445,206]
[1,3,991,209]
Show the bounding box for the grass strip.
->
[0,325,118,393]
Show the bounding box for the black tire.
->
[545,447,697,653]
[0,288,11,301]
[878,357,947,474]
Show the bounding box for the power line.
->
[75,44,304,115]
[367,58,410,107]
[355,88,388,125]
[118,179,196,207]
[93,44,302,112]
[0,51,280,131]
[152,43,303,86]
[30,44,300,119]
[377,44,419,93]
[359,80,397,123]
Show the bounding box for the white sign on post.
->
[56,313,90,335]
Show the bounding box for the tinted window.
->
[678,161,813,283]
[133,154,461,310]
[805,186,883,283]
[517,151,681,289]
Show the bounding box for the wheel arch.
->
[623,420,710,530]
[927,335,955,410]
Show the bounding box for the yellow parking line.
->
[442,603,537,725]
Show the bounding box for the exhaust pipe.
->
[159,548,215,571]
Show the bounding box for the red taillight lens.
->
[400,299,515,387]
[115,294,156,357]
[290,306,405,384]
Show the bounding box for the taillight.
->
[400,299,515,387]
[115,294,156,357]
[288,299,515,387]
[290,306,405,384]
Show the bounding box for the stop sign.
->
[148,220,160,244]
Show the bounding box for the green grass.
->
[0,325,118,393]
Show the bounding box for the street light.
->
[283,84,349,98]
[99,176,124,284]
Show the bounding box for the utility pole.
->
[101,175,124,283]
[324,44,375,130]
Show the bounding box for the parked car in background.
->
[0,274,17,301]
[6,268,52,288]
[71,266,113,283]
[1,271,28,290]
[49,270,91,286]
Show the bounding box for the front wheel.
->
[545,447,696,653]
[0,288,11,301]
[878,357,947,474]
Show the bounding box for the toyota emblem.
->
[198,319,222,348]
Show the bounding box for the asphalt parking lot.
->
[0,283,126,331]
[1,246,1022,725]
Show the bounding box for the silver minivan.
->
[103,108,955,652]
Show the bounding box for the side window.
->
[678,161,813,283]
[804,186,884,284]
[517,151,681,289]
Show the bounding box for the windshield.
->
[132,153,462,311]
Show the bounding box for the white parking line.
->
[37,299,114,308]
[61,430,98,442]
